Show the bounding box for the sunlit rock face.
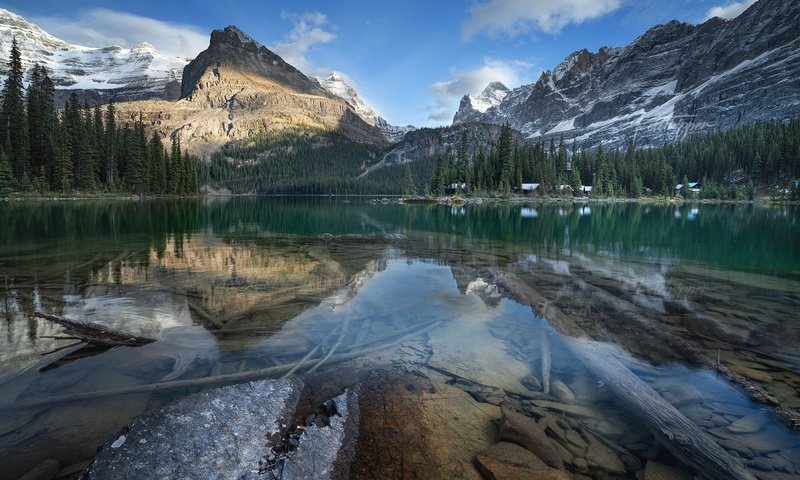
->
[453,0,800,148]
[114,26,385,156]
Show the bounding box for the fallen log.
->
[34,311,155,347]
[491,270,756,480]
[4,320,442,410]
[573,279,800,428]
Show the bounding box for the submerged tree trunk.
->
[34,311,155,347]
[492,270,757,480]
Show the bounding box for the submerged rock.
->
[475,442,572,480]
[550,379,576,403]
[498,407,564,469]
[727,411,771,434]
[84,378,303,479]
[352,376,501,480]
[643,460,693,480]
[18,459,60,480]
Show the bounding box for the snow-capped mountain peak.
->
[452,81,510,124]
[470,81,510,113]
[0,8,187,105]
[316,71,416,143]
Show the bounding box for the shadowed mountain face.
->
[453,0,800,148]
[113,26,385,156]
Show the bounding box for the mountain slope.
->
[316,72,416,143]
[362,122,523,176]
[114,26,385,156]
[453,0,800,148]
[0,8,186,105]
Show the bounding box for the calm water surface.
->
[0,197,799,479]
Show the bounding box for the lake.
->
[1,197,799,479]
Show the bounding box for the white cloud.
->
[272,11,336,75]
[704,0,757,21]
[427,58,533,123]
[32,9,208,59]
[463,0,623,39]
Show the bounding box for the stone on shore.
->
[84,378,303,480]
[280,386,361,480]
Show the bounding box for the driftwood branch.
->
[5,320,442,410]
[34,311,155,347]
[492,270,756,480]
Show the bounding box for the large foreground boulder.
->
[84,379,303,479]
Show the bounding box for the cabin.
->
[581,185,592,197]
[519,183,540,196]
[675,182,701,196]
[445,183,467,195]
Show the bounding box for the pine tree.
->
[169,136,183,194]
[1,38,30,180]
[52,115,73,191]
[0,150,13,195]
[433,155,446,196]
[104,100,116,188]
[570,162,582,195]
[26,64,55,185]
[149,132,166,193]
[402,164,417,196]
[498,123,513,195]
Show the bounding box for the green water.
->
[0,197,798,479]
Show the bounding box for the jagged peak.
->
[210,25,261,49]
[484,81,510,92]
[132,41,155,50]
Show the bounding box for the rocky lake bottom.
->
[0,198,798,479]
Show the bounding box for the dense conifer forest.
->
[415,122,800,199]
[0,39,202,196]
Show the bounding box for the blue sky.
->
[2,0,757,127]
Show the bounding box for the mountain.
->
[0,8,186,106]
[114,26,385,156]
[452,81,510,124]
[316,72,416,143]
[452,0,800,148]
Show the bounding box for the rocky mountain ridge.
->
[316,72,416,143]
[113,26,385,156]
[0,8,186,106]
[453,0,800,148]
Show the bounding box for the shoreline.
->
[1,192,798,206]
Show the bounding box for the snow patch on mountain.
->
[316,71,415,143]
[450,0,800,148]
[469,81,510,113]
[0,8,187,101]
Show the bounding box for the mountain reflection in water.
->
[0,197,798,479]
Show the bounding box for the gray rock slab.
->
[281,386,361,480]
[84,378,303,480]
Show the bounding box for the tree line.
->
[412,120,800,199]
[0,39,201,196]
